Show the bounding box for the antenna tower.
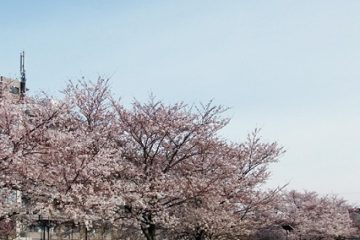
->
[20,51,26,99]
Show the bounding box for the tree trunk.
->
[194,227,206,240]
[141,223,156,240]
[80,225,89,240]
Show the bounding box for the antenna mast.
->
[20,51,26,99]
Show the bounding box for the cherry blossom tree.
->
[109,96,283,240]
[0,79,121,236]
[0,84,72,238]
[271,190,356,239]
[0,87,63,222]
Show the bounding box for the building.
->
[0,76,22,99]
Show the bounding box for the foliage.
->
[0,79,356,240]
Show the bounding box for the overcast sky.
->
[1,0,360,204]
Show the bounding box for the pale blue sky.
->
[1,1,360,204]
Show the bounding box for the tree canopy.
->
[0,79,356,240]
